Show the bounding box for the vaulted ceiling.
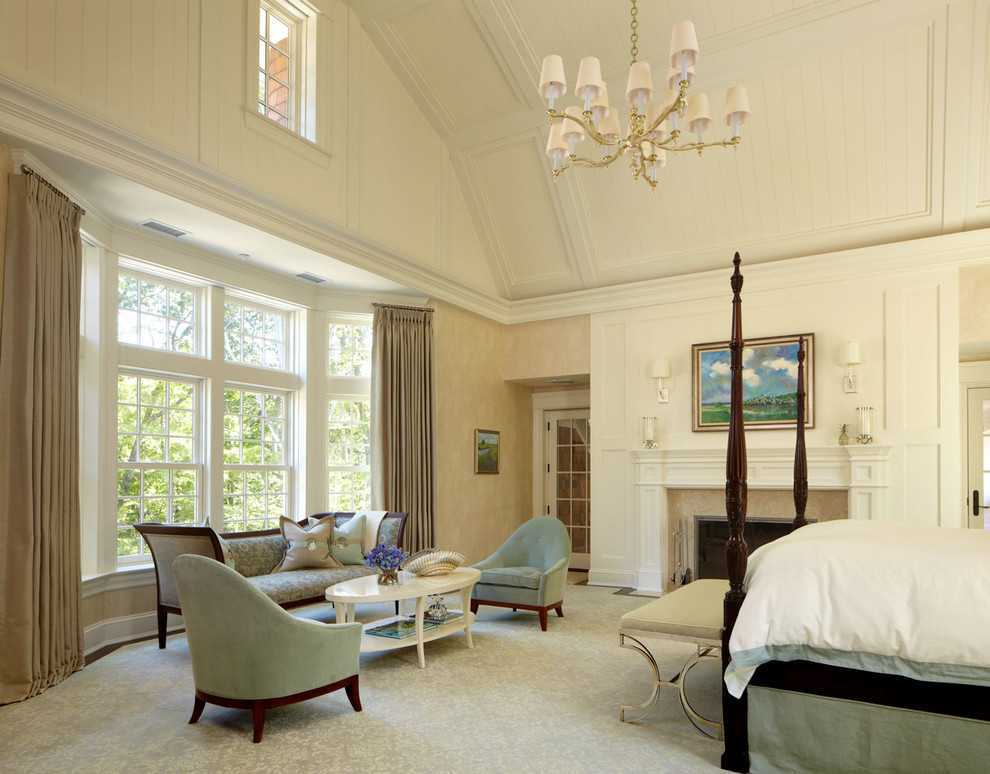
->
[351,0,990,301]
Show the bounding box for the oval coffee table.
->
[326,567,481,668]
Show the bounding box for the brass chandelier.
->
[538,0,751,191]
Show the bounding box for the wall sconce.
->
[642,417,658,449]
[838,341,861,394]
[649,359,671,403]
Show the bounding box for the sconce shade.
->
[649,359,671,379]
[839,342,862,365]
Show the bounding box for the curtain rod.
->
[372,302,434,312]
[19,165,86,215]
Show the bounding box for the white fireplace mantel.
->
[625,445,891,595]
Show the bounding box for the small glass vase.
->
[377,567,399,586]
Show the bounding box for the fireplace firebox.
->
[693,515,815,581]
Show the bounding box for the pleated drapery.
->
[0,173,85,704]
[371,304,436,553]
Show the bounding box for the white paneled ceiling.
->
[353,0,989,301]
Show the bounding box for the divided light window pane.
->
[223,386,289,532]
[116,373,199,559]
[224,300,287,369]
[327,398,371,510]
[117,272,197,353]
[328,323,372,376]
[259,4,292,129]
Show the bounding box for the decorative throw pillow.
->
[274,516,342,572]
[196,518,235,569]
[331,514,366,565]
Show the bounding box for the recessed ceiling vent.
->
[296,272,328,284]
[139,219,189,238]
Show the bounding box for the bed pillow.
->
[273,516,342,572]
[331,513,367,565]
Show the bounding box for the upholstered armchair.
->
[470,517,571,631]
[172,554,363,743]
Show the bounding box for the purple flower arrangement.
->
[365,544,408,572]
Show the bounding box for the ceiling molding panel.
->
[464,134,582,296]
[548,17,937,289]
[368,0,524,136]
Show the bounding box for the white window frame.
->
[245,0,331,161]
[326,315,373,510]
[108,260,304,567]
[116,264,205,356]
[223,294,292,371]
[221,383,293,532]
[115,371,205,565]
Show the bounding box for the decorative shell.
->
[403,548,466,576]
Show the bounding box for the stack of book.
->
[366,619,437,639]
[423,610,463,625]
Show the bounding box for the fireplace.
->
[692,515,815,581]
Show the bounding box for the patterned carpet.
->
[0,574,724,774]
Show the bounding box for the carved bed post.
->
[793,337,808,530]
[721,253,749,773]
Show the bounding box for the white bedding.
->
[724,519,990,698]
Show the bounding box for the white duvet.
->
[724,519,990,698]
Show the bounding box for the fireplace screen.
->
[693,516,815,580]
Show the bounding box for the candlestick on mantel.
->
[642,416,658,449]
[857,406,874,444]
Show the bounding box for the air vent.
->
[139,219,189,238]
[295,272,328,284]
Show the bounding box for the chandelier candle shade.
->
[538,0,751,190]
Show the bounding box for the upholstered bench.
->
[136,512,406,648]
[618,578,729,739]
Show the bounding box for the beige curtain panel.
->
[371,304,436,553]
[0,172,85,704]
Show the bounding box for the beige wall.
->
[504,315,590,381]
[960,264,990,354]
[433,301,533,563]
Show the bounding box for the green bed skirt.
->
[749,686,990,773]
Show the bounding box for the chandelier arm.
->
[567,145,632,170]
[547,110,619,148]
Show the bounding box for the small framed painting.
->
[692,333,814,431]
[475,429,500,474]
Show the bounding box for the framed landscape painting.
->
[692,333,814,431]
[475,429,500,474]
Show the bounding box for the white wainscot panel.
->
[902,444,941,526]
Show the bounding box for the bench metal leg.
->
[619,633,723,740]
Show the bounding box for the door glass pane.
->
[555,417,590,553]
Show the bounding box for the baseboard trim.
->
[83,611,183,656]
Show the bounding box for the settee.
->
[136,511,407,648]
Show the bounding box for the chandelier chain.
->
[629,0,639,64]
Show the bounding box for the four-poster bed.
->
[718,254,990,773]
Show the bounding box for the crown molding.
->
[0,74,510,319]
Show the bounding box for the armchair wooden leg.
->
[555,605,564,618]
[158,607,168,649]
[189,696,205,725]
[252,701,265,743]
[345,676,362,712]
[539,609,548,631]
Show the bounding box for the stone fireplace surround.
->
[631,445,891,596]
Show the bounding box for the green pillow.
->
[331,514,367,565]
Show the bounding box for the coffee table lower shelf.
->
[361,612,476,654]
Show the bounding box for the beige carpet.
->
[0,574,724,774]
